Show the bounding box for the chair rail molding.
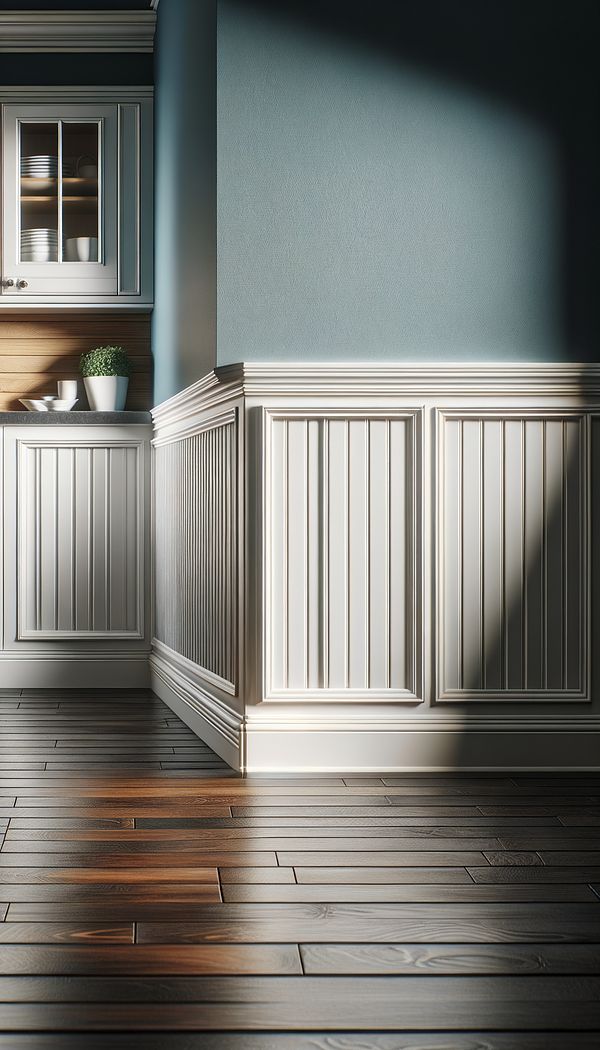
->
[151,362,600,771]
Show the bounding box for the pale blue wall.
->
[152,0,598,399]
[152,0,216,405]
[216,2,596,365]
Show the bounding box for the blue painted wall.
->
[152,0,216,404]
[152,0,599,399]
[216,1,598,365]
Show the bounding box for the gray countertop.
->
[0,411,151,424]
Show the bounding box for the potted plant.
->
[80,345,131,411]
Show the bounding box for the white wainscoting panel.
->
[151,365,600,771]
[437,411,588,701]
[264,410,421,701]
[153,410,237,693]
[12,436,144,640]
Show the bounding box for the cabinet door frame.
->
[0,87,153,307]
[2,103,118,297]
[2,424,151,650]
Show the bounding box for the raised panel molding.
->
[15,437,145,640]
[153,409,238,693]
[436,409,589,703]
[263,408,422,702]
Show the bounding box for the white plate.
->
[19,398,78,412]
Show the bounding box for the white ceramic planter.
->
[84,375,129,412]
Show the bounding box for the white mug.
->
[58,380,78,400]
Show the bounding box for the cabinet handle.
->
[16,280,28,289]
[1,278,15,288]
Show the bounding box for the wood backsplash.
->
[0,312,152,411]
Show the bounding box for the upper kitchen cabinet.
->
[1,90,153,308]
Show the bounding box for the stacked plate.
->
[20,155,75,178]
[21,155,58,178]
[21,228,58,262]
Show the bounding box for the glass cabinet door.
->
[2,105,117,297]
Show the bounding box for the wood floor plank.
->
[0,945,302,976]
[0,836,504,852]
[291,866,473,884]
[7,819,136,830]
[275,850,487,866]
[0,852,277,868]
[218,868,297,884]
[0,868,222,884]
[0,973,594,1001]
[0,886,223,905]
[4,807,233,818]
[539,851,600,865]
[300,944,600,975]
[0,1035,596,1050]
[0,1000,596,1030]
[0,924,133,944]
[231,806,483,816]
[220,883,600,903]
[468,866,600,883]
[4,825,513,840]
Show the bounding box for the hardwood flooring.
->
[0,689,598,1047]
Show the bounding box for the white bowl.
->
[20,398,78,412]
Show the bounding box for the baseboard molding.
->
[150,644,242,769]
[243,721,600,771]
[0,654,150,688]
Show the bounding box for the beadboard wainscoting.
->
[150,364,600,771]
[150,399,244,770]
[0,422,152,687]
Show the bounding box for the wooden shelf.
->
[21,195,98,213]
[20,177,98,196]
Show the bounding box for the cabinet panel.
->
[2,104,118,297]
[3,426,148,645]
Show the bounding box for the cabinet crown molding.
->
[0,11,156,52]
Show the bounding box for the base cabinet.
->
[1,423,151,687]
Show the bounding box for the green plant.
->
[80,345,131,378]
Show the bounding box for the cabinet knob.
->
[2,278,15,288]
[16,280,28,289]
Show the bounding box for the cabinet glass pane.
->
[62,122,100,263]
[20,122,59,263]
[19,120,100,265]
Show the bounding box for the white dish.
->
[19,398,78,413]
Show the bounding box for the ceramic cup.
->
[58,380,78,400]
[64,237,98,263]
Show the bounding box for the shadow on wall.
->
[218,0,599,362]
[441,415,587,769]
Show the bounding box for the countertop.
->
[0,411,151,425]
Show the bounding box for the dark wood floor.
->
[0,690,598,1048]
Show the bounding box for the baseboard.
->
[150,644,242,769]
[0,653,150,688]
[243,721,600,771]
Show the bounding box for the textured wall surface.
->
[152,0,216,405]
[216,1,599,365]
